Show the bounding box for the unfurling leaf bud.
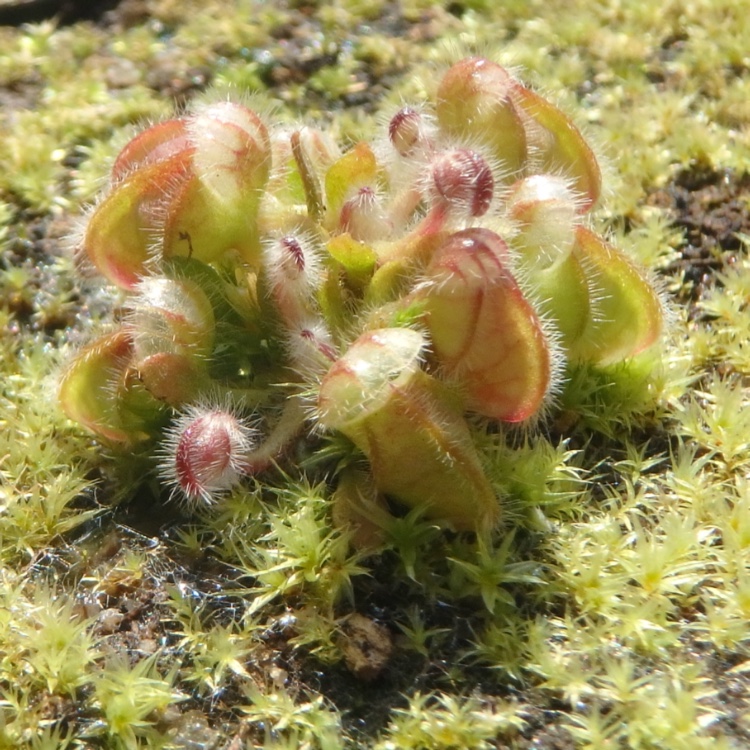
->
[388,106,433,157]
[160,404,256,508]
[339,187,393,243]
[317,328,499,530]
[294,126,341,173]
[263,233,322,326]
[421,228,552,422]
[428,148,494,218]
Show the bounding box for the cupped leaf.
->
[510,83,602,211]
[160,170,262,267]
[568,227,663,365]
[422,228,551,422]
[317,327,425,430]
[188,102,271,205]
[59,330,137,443]
[358,370,499,531]
[531,250,591,347]
[112,118,191,182]
[130,276,216,360]
[135,352,209,406]
[324,142,379,230]
[82,152,191,288]
[327,233,377,276]
[318,329,499,530]
[506,174,579,270]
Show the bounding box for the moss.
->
[2,0,750,748]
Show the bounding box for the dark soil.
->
[0,0,122,26]
[648,166,750,306]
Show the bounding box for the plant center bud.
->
[165,408,254,506]
[339,187,392,243]
[388,107,428,157]
[280,235,307,275]
[429,148,494,217]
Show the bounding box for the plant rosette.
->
[60,56,665,532]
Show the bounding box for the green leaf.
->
[568,227,663,365]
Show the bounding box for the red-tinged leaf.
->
[359,370,499,530]
[506,175,579,270]
[58,330,136,443]
[422,228,551,422]
[510,82,602,212]
[112,118,191,182]
[82,152,192,288]
[130,276,216,360]
[568,227,663,365]
[317,328,425,430]
[317,329,499,530]
[188,102,271,203]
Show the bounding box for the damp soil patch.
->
[648,166,750,309]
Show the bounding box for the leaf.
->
[436,56,528,176]
[510,83,602,211]
[422,228,551,422]
[58,330,137,442]
[568,227,663,365]
[83,152,191,288]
